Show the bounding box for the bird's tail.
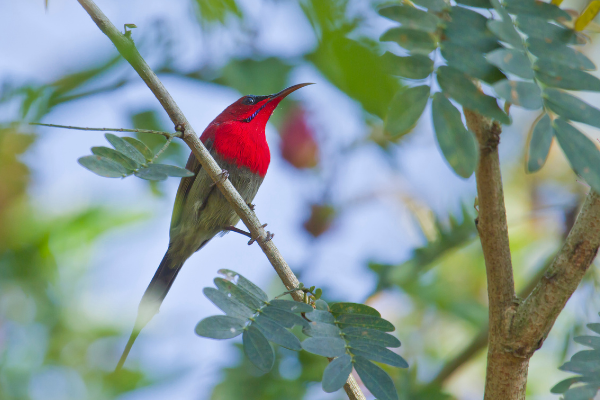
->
[115,251,184,371]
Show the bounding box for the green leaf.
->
[574,336,600,350]
[378,5,441,33]
[342,327,401,348]
[322,354,353,393]
[218,269,268,302]
[214,277,263,311]
[488,20,524,48]
[134,166,168,181]
[349,342,408,368]
[330,303,381,317]
[455,0,491,8]
[268,299,314,313]
[527,114,553,173]
[78,155,130,178]
[543,88,600,129]
[437,66,510,124]
[379,28,437,53]
[303,321,343,337]
[353,355,399,400]
[243,325,274,373]
[588,323,600,334]
[203,287,255,319]
[301,337,347,357]
[444,6,500,52]
[252,315,302,351]
[504,0,570,20]
[260,306,309,328]
[411,0,449,12]
[146,163,195,178]
[564,385,600,400]
[553,118,600,194]
[551,377,584,394]
[305,309,336,324]
[560,359,600,374]
[194,315,245,339]
[335,314,395,332]
[572,350,600,362]
[105,133,147,165]
[122,136,154,161]
[431,93,478,179]
[384,85,430,138]
[315,299,329,311]
[441,43,506,83]
[535,61,600,91]
[91,146,139,170]
[526,38,595,71]
[381,52,434,80]
[516,15,581,46]
[486,48,533,79]
[493,80,542,110]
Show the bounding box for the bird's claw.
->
[211,170,229,187]
[247,203,255,211]
[247,224,273,245]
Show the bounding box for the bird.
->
[116,83,313,370]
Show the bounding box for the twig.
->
[153,135,173,161]
[30,123,178,139]
[74,1,365,399]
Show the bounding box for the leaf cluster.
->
[195,269,407,399]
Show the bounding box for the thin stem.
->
[153,135,173,161]
[30,123,178,139]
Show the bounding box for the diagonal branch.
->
[510,190,600,356]
[75,1,365,399]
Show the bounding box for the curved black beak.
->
[269,83,314,100]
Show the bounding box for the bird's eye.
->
[243,96,255,105]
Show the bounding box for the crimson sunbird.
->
[116,83,313,370]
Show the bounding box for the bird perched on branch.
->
[116,83,313,370]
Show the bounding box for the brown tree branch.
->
[510,191,600,356]
[75,1,365,399]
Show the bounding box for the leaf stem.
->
[29,122,179,139]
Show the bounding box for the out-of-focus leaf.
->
[437,66,510,124]
[486,48,533,79]
[343,327,401,348]
[91,146,139,170]
[526,38,595,71]
[574,336,600,350]
[516,15,581,45]
[330,303,381,317]
[553,118,600,193]
[353,355,399,400]
[301,337,347,357]
[380,28,438,53]
[564,385,600,400]
[203,287,255,319]
[130,110,185,164]
[194,315,245,339]
[431,93,478,178]
[216,57,292,98]
[504,0,570,20]
[243,325,274,373]
[322,354,353,393]
[575,1,600,31]
[335,314,395,332]
[105,133,147,165]
[303,321,343,337]
[493,80,542,110]
[381,52,434,80]
[456,0,491,8]
[412,0,449,12]
[588,323,600,334]
[349,342,408,368]
[551,377,584,394]
[305,309,336,324]
[78,155,130,178]
[214,277,263,311]
[252,315,302,351]
[218,269,268,303]
[268,299,314,313]
[315,299,329,311]
[560,360,600,374]
[378,5,441,33]
[122,137,154,161]
[443,6,500,52]
[384,85,430,138]
[535,61,600,91]
[193,0,242,26]
[488,20,524,48]
[441,43,506,83]
[303,203,336,237]
[134,167,168,181]
[543,88,600,129]
[527,114,553,173]
[261,306,309,328]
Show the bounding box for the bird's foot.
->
[211,170,229,187]
[247,203,255,211]
[223,225,252,239]
[248,224,274,245]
